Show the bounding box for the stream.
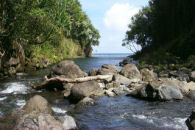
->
[0,53,193,129]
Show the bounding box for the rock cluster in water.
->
[30,60,195,129]
[35,60,195,104]
[3,95,77,130]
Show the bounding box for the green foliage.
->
[0,0,100,60]
[123,0,195,64]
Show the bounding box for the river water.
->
[0,53,193,129]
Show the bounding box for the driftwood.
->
[36,75,113,90]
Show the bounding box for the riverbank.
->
[0,37,85,79]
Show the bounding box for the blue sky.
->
[79,0,149,53]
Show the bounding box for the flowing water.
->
[0,53,194,129]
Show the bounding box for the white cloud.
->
[104,3,139,32]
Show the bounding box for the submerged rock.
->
[51,60,87,78]
[75,97,95,109]
[120,64,142,82]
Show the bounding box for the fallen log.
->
[36,75,113,90]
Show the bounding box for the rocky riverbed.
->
[0,54,194,129]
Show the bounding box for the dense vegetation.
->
[123,0,195,68]
[0,0,100,70]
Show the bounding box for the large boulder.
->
[190,71,195,82]
[186,110,195,130]
[22,95,53,114]
[51,60,87,78]
[140,68,158,82]
[97,68,116,75]
[160,78,187,94]
[113,74,132,86]
[69,81,104,103]
[128,81,183,101]
[120,64,142,82]
[102,64,117,72]
[11,95,77,130]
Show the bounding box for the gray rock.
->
[98,83,106,89]
[188,90,195,100]
[10,95,76,130]
[141,68,157,82]
[102,64,117,71]
[63,89,71,98]
[61,115,77,129]
[22,95,53,114]
[158,85,183,100]
[97,68,116,75]
[190,71,195,81]
[120,64,141,82]
[70,81,104,103]
[160,78,187,94]
[88,68,98,76]
[186,110,195,130]
[184,82,195,94]
[180,67,191,74]
[51,60,87,78]
[113,85,130,95]
[169,71,190,82]
[63,83,74,90]
[105,82,120,89]
[113,74,132,86]
[105,89,116,97]
[128,81,183,101]
[75,97,95,109]
[159,71,169,78]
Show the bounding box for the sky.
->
[79,0,149,53]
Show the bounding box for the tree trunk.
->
[36,75,113,90]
